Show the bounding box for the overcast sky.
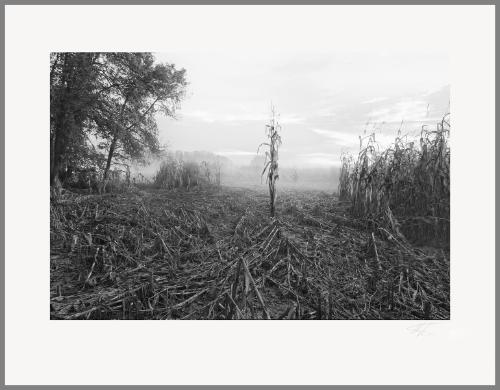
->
[155,50,449,167]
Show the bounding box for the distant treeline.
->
[50,52,187,188]
[137,150,339,190]
[222,154,339,189]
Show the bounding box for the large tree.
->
[99,53,186,183]
[50,52,101,185]
[49,52,187,187]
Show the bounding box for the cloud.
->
[182,110,267,123]
[362,97,388,104]
[421,84,450,97]
[182,109,306,125]
[310,128,358,147]
[279,114,306,124]
[368,100,430,123]
[154,50,449,170]
[310,126,410,151]
[297,152,342,167]
[314,107,337,118]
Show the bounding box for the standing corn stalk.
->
[337,114,450,244]
[258,106,282,217]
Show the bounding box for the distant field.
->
[220,178,337,193]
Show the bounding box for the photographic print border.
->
[2,0,496,388]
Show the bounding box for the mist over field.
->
[131,150,339,192]
[50,50,450,321]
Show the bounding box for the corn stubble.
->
[50,116,449,320]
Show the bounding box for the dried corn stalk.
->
[338,114,450,244]
[258,106,282,217]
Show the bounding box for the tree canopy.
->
[50,52,187,186]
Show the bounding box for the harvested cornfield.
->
[48,52,450,321]
[339,116,450,246]
[50,186,449,320]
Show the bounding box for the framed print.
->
[3,2,496,386]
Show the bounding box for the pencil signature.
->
[406,322,438,337]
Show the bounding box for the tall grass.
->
[338,115,450,245]
[154,155,222,190]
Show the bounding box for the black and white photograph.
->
[5,2,496,386]
[50,47,450,320]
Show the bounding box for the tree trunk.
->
[50,105,69,186]
[103,132,118,182]
[102,95,129,184]
[50,53,69,186]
